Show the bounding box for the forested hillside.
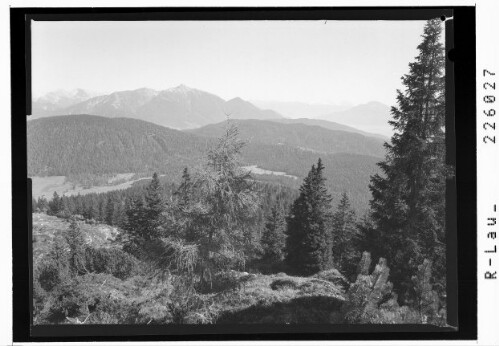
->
[189,119,386,158]
[28,115,381,212]
[27,115,211,177]
[265,118,387,140]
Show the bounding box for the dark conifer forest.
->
[31,19,450,325]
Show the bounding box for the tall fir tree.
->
[123,195,148,245]
[367,19,447,297]
[170,167,194,240]
[36,196,49,213]
[162,122,259,286]
[175,167,193,210]
[98,198,106,222]
[105,195,115,226]
[64,218,87,276]
[112,200,127,229]
[48,192,62,215]
[83,199,99,221]
[261,205,287,267]
[143,172,165,240]
[331,192,358,278]
[285,158,333,275]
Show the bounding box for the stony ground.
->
[32,213,119,264]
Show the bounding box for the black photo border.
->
[11,6,476,342]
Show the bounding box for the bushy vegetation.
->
[341,252,445,325]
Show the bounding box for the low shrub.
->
[36,273,157,324]
[270,277,301,291]
[298,278,345,298]
[35,239,70,292]
[37,261,65,292]
[198,270,240,293]
[313,269,350,292]
[42,281,89,323]
[342,252,445,325]
[84,247,139,280]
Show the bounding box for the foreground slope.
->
[32,212,347,324]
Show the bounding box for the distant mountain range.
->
[32,88,103,115]
[32,87,394,138]
[31,85,283,130]
[318,101,393,137]
[28,114,383,212]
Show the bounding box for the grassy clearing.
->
[31,174,153,200]
[211,273,346,323]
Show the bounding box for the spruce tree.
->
[98,198,106,222]
[105,195,115,226]
[83,200,98,221]
[285,158,333,275]
[143,172,165,240]
[49,192,61,215]
[175,168,192,209]
[64,218,87,276]
[367,19,447,296]
[37,236,69,291]
[123,196,147,245]
[170,167,194,240]
[112,200,127,229]
[161,122,259,285]
[37,196,49,213]
[261,205,287,266]
[331,192,358,277]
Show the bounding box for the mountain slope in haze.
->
[224,97,282,121]
[189,119,386,158]
[33,86,284,129]
[266,118,388,140]
[251,100,352,119]
[32,89,104,116]
[319,101,393,137]
[28,115,381,212]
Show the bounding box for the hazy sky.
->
[32,20,437,105]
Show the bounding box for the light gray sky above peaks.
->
[32,20,440,106]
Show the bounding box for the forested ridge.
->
[28,114,381,212]
[31,19,449,326]
[188,119,386,157]
[27,115,210,177]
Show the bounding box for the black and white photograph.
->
[26,16,453,327]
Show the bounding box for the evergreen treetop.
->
[286,158,333,276]
[367,18,447,298]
